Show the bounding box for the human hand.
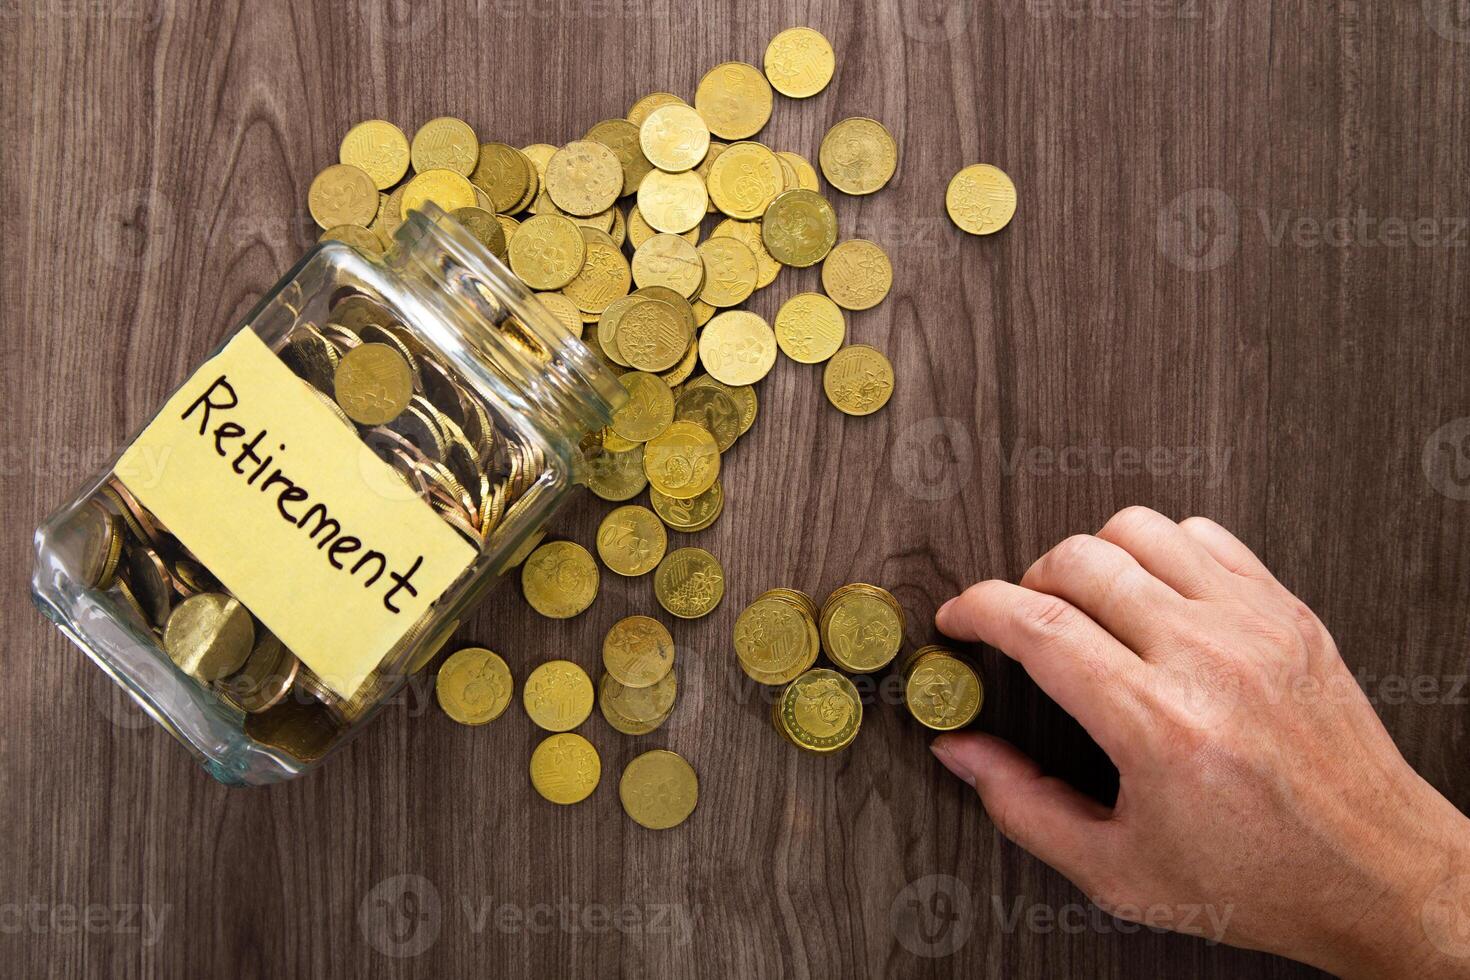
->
[930,507,1470,978]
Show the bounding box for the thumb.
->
[932,732,1119,891]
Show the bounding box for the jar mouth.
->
[386,204,626,438]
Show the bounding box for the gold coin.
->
[523,660,595,731]
[631,233,704,298]
[319,224,384,255]
[162,592,255,682]
[660,339,700,386]
[649,480,724,533]
[334,342,413,425]
[637,170,708,234]
[616,297,691,372]
[776,151,820,191]
[763,27,835,98]
[711,217,781,288]
[779,668,862,752]
[410,116,479,176]
[600,670,677,723]
[530,733,601,804]
[946,163,1017,235]
[600,695,668,736]
[219,634,298,715]
[685,375,757,433]
[308,164,379,230]
[470,141,533,213]
[639,104,711,173]
[775,292,846,363]
[635,285,697,338]
[822,344,895,415]
[436,646,513,725]
[819,117,898,196]
[546,140,624,216]
[821,238,893,310]
[339,120,411,189]
[619,749,698,830]
[508,213,587,290]
[585,117,655,196]
[627,204,697,249]
[520,541,600,619]
[761,189,838,267]
[450,206,508,259]
[734,595,817,684]
[696,237,759,307]
[611,371,675,442]
[904,647,984,731]
[596,504,668,577]
[654,546,725,619]
[585,444,648,501]
[673,383,742,451]
[699,310,777,386]
[533,291,585,337]
[694,61,773,140]
[707,142,784,220]
[77,500,123,589]
[602,615,675,687]
[562,227,631,316]
[400,168,478,222]
[820,584,905,672]
[644,420,721,500]
[627,91,687,127]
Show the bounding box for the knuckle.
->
[1103,505,1164,539]
[1046,534,1104,575]
[1017,594,1079,639]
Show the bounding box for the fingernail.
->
[930,738,975,786]
[935,597,957,624]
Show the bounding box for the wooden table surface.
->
[5,1,1469,977]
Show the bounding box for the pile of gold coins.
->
[304,25,1013,822]
[734,582,982,753]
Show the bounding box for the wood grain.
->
[3,1,1468,976]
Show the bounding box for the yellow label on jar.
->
[116,328,478,699]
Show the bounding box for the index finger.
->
[936,580,1152,763]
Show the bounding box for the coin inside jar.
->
[333,343,414,425]
[163,592,256,682]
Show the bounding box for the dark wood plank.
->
[3,1,1466,977]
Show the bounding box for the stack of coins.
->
[898,645,984,732]
[771,667,863,754]
[733,588,819,685]
[819,583,906,674]
[599,615,679,735]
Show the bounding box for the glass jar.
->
[31,204,624,785]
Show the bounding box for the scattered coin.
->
[308,164,379,230]
[775,292,846,363]
[694,62,773,140]
[821,238,893,311]
[823,344,895,415]
[411,117,480,176]
[764,27,836,99]
[699,310,777,386]
[521,541,600,619]
[775,668,863,753]
[611,371,675,442]
[654,546,725,619]
[530,732,601,804]
[946,163,1018,235]
[639,103,711,174]
[620,749,699,830]
[436,646,514,725]
[602,615,675,688]
[819,117,898,195]
[596,504,668,576]
[761,189,838,267]
[649,480,725,533]
[523,659,595,731]
[340,120,412,189]
[644,420,721,500]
